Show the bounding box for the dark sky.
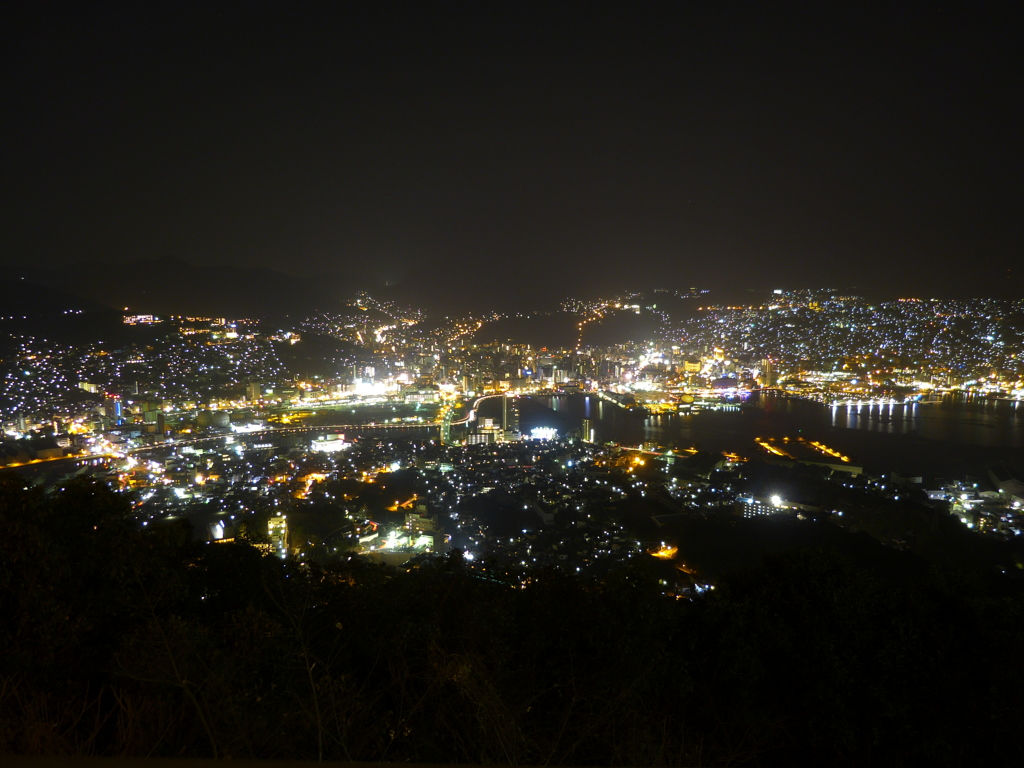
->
[3,1,1022,307]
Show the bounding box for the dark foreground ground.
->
[4,476,1024,767]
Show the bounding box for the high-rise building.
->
[105,395,124,425]
[502,394,520,441]
[582,418,595,443]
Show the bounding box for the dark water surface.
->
[515,393,1024,480]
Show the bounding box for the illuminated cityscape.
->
[3,286,1024,562]
[4,282,1024,763]
[3,2,1023,764]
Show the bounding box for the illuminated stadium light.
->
[311,435,349,453]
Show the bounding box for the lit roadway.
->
[2,419,444,472]
[4,394,518,466]
[127,420,439,454]
[126,393,513,452]
[451,393,515,425]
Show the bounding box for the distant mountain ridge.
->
[6,259,354,320]
[0,278,110,317]
[5,256,1014,324]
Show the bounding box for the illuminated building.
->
[105,395,124,426]
[123,314,159,325]
[502,394,520,441]
[735,496,790,518]
[311,434,349,453]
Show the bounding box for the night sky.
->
[3,2,1022,307]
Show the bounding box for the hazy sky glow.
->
[3,2,1022,304]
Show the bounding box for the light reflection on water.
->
[828,396,1024,445]
[531,392,1024,475]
